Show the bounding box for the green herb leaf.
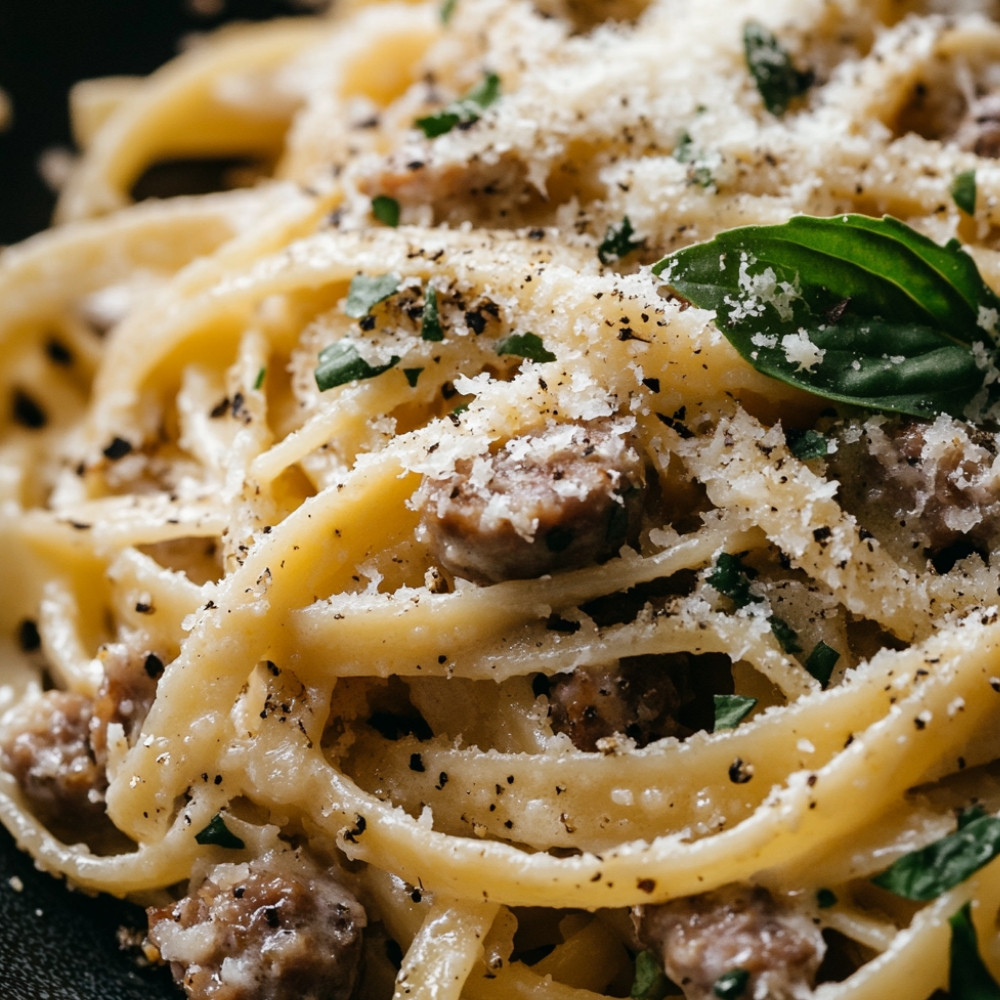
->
[630,950,668,1000]
[421,284,444,341]
[708,552,757,608]
[787,428,828,460]
[253,366,267,390]
[673,131,714,188]
[344,272,401,318]
[953,169,977,216]
[804,641,839,687]
[404,367,424,387]
[713,694,758,730]
[415,71,501,138]
[372,194,401,227]
[949,903,1000,999]
[315,341,401,391]
[714,968,750,999]
[743,21,813,116]
[598,216,643,265]
[816,888,838,908]
[653,213,1000,420]
[496,331,557,363]
[770,615,802,654]
[872,812,1000,900]
[440,0,458,23]
[194,813,245,849]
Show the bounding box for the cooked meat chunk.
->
[825,414,1000,564]
[547,654,692,751]
[635,885,826,1000]
[146,848,366,1000]
[0,690,109,843]
[421,420,645,583]
[954,92,1000,158]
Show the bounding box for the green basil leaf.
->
[194,813,245,849]
[421,284,444,341]
[653,214,1000,419]
[804,641,839,687]
[344,272,401,318]
[598,216,643,265]
[743,21,813,116]
[953,169,977,216]
[708,552,756,608]
[630,950,668,1000]
[315,341,401,391]
[872,813,1000,900]
[713,968,750,999]
[415,71,501,138]
[496,331,557,362]
[372,194,400,227]
[713,694,758,730]
[949,903,1000,999]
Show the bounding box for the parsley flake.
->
[598,216,643,265]
[630,950,668,1000]
[496,331,557,363]
[344,272,401,318]
[743,20,813,116]
[787,428,829,460]
[804,641,839,687]
[949,902,1000,999]
[372,194,400,227]
[315,341,401,391]
[194,813,245,849]
[713,694,758,730]
[421,284,444,341]
[415,71,501,138]
[953,169,977,216]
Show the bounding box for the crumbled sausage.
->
[826,414,1000,565]
[634,885,826,1000]
[421,419,646,583]
[146,848,366,1000]
[0,690,109,844]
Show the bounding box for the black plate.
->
[0,2,315,996]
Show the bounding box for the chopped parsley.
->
[372,194,401,227]
[415,71,501,138]
[872,810,1000,900]
[440,0,458,22]
[194,813,245,849]
[253,366,267,390]
[598,216,643,265]
[743,20,813,116]
[787,428,829,460]
[952,169,977,216]
[713,694,758,730]
[315,341,401,391]
[404,367,424,387]
[673,130,714,188]
[421,284,444,341]
[495,331,557,363]
[949,902,1000,998]
[629,950,668,1000]
[804,641,839,687]
[344,272,401,318]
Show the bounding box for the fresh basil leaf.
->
[713,968,750,999]
[949,903,1000,999]
[415,71,501,138]
[344,272,401,318]
[315,341,401,391]
[953,169,977,216]
[496,331,557,362]
[872,813,1000,900]
[630,950,668,1000]
[598,216,643,265]
[743,21,813,116]
[653,214,1000,420]
[194,813,245,849]
[804,641,839,687]
[714,694,757,730]
[372,194,400,227]
[708,552,756,608]
[421,284,444,341]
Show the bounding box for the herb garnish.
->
[194,812,245,849]
[598,216,643,265]
[653,213,1000,421]
[713,967,750,999]
[629,950,668,999]
[804,640,839,687]
[496,331,557,363]
[872,810,1000,900]
[415,71,501,138]
[713,694,758,730]
[674,131,714,188]
[404,367,423,387]
[743,21,813,116]
[421,284,444,341]
[315,341,401,391]
[344,272,401,318]
[949,902,1000,999]
[786,428,828,460]
[372,194,400,227]
[953,169,977,216]
[440,0,458,23]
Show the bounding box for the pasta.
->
[7,0,1000,997]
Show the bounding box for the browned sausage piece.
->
[146,848,366,1000]
[635,885,825,1000]
[421,419,646,583]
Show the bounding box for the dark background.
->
[0,6,322,997]
[0,0,319,244]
